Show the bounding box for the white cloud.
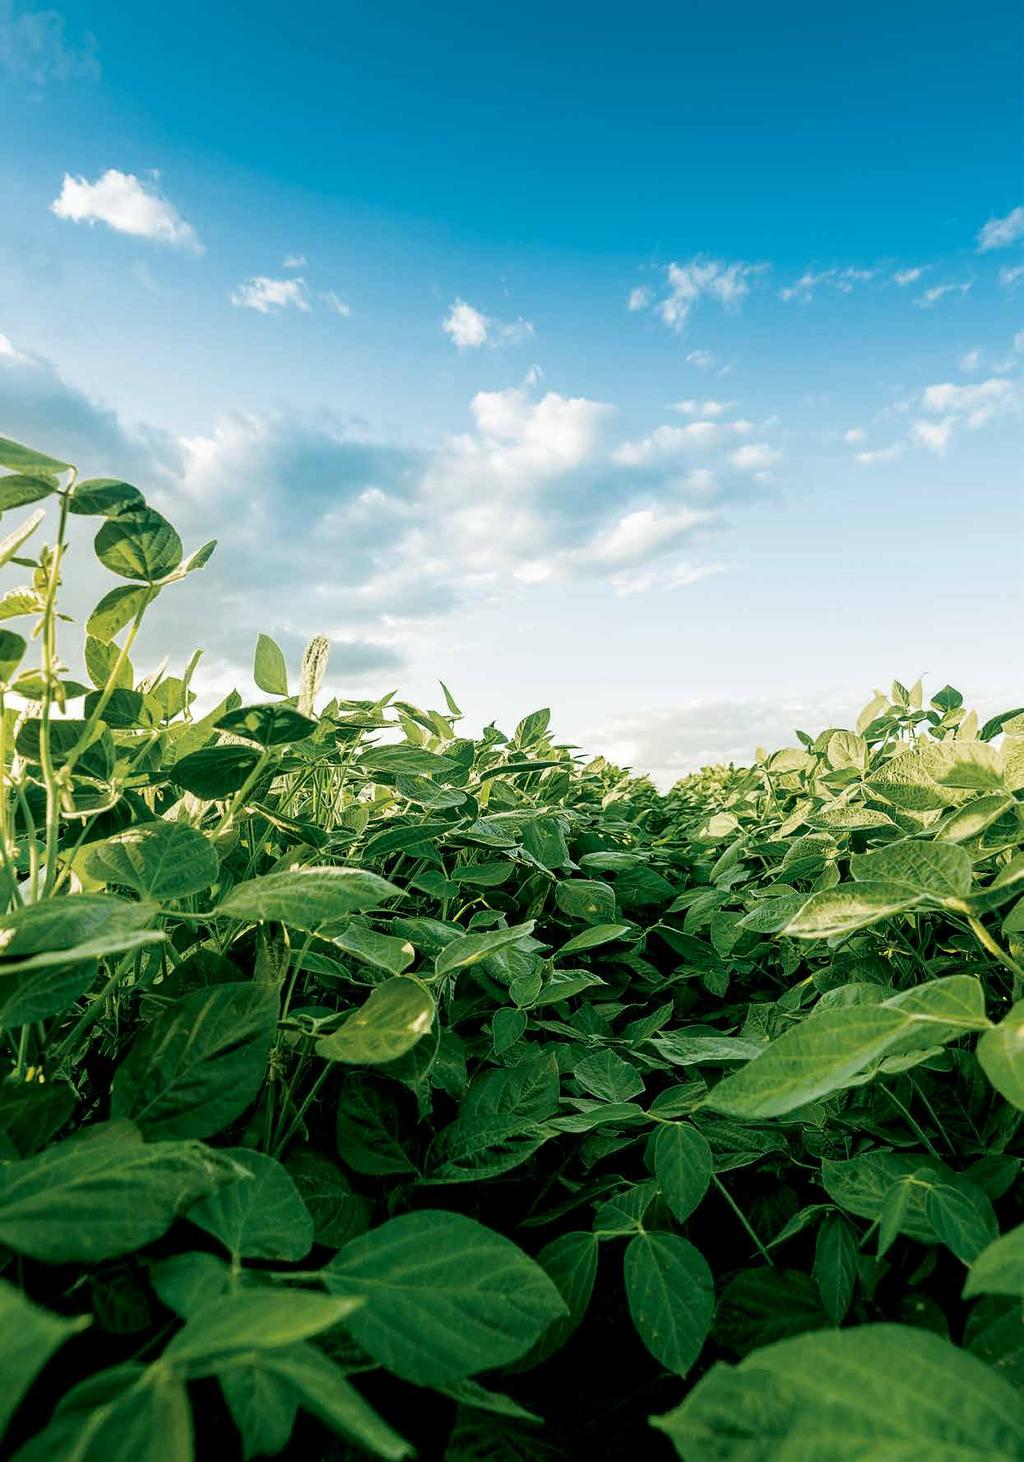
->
[673,399,735,418]
[1000,264,1024,289]
[283,253,307,269]
[0,331,29,362]
[632,257,767,333]
[1014,331,1024,353]
[914,281,971,308]
[442,298,533,350]
[729,442,780,471]
[51,169,201,252]
[892,267,925,286]
[911,418,955,454]
[320,290,351,317]
[959,349,983,372]
[779,267,877,302]
[685,349,716,368]
[0,1,99,84]
[855,442,904,464]
[921,378,1014,427]
[231,276,311,313]
[977,205,1024,252]
[843,427,865,444]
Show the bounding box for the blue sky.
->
[1,1,1022,778]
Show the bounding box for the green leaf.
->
[0,1278,89,1438]
[783,880,923,938]
[69,479,145,517]
[83,822,220,901]
[0,1121,240,1262]
[218,1343,412,1460]
[573,1049,645,1102]
[253,633,289,696]
[624,1231,715,1376]
[555,879,617,922]
[0,435,70,474]
[188,1147,313,1261]
[86,584,156,641]
[0,627,26,683]
[651,1324,1024,1459]
[813,1214,858,1323]
[925,1182,999,1263]
[512,1232,599,1370]
[434,921,535,977]
[554,922,632,958]
[964,1224,1024,1299]
[285,1151,369,1247]
[215,703,317,747]
[216,867,403,930]
[323,1210,567,1385]
[95,508,183,582]
[111,983,278,1140]
[169,744,262,798]
[849,838,972,900]
[654,1123,713,1224]
[331,923,415,974]
[15,1364,192,1462]
[164,1290,359,1367]
[0,473,55,511]
[706,977,988,1118]
[315,977,435,1064]
[977,1000,1024,1110]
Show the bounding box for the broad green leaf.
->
[0,473,55,510]
[69,478,145,517]
[330,923,415,974]
[706,978,988,1118]
[654,1123,713,1224]
[286,1151,369,1247]
[358,744,456,775]
[86,584,156,641]
[0,1279,89,1437]
[783,881,923,938]
[977,1000,1024,1109]
[0,627,26,683]
[15,1364,192,1462]
[555,879,617,922]
[965,1224,1024,1299]
[215,703,317,747]
[83,821,220,901]
[111,983,278,1140]
[0,1121,240,1262]
[188,1147,313,1261]
[0,436,70,474]
[624,1231,714,1375]
[316,977,435,1064]
[434,921,535,977]
[169,744,262,798]
[323,1210,567,1384]
[95,508,183,582]
[813,1214,857,1323]
[150,1252,231,1319]
[511,1232,599,1370]
[219,1343,412,1460]
[652,1324,1024,1459]
[554,922,632,958]
[573,1049,645,1102]
[0,892,155,957]
[216,866,402,929]
[253,633,289,696]
[164,1290,359,1367]
[849,838,972,900]
[926,1182,999,1263]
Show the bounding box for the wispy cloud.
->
[892,267,925,286]
[977,205,1024,252]
[283,253,307,269]
[632,257,769,333]
[442,298,533,350]
[0,1,99,85]
[231,276,311,313]
[854,442,904,465]
[779,266,877,302]
[1000,264,1024,289]
[320,289,351,317]
[51,169,201,252]
[913,280,971,308]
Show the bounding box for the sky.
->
[0,0,1022,781]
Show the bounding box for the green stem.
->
[712,1172,775,1266]
[967,914,1024,997]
